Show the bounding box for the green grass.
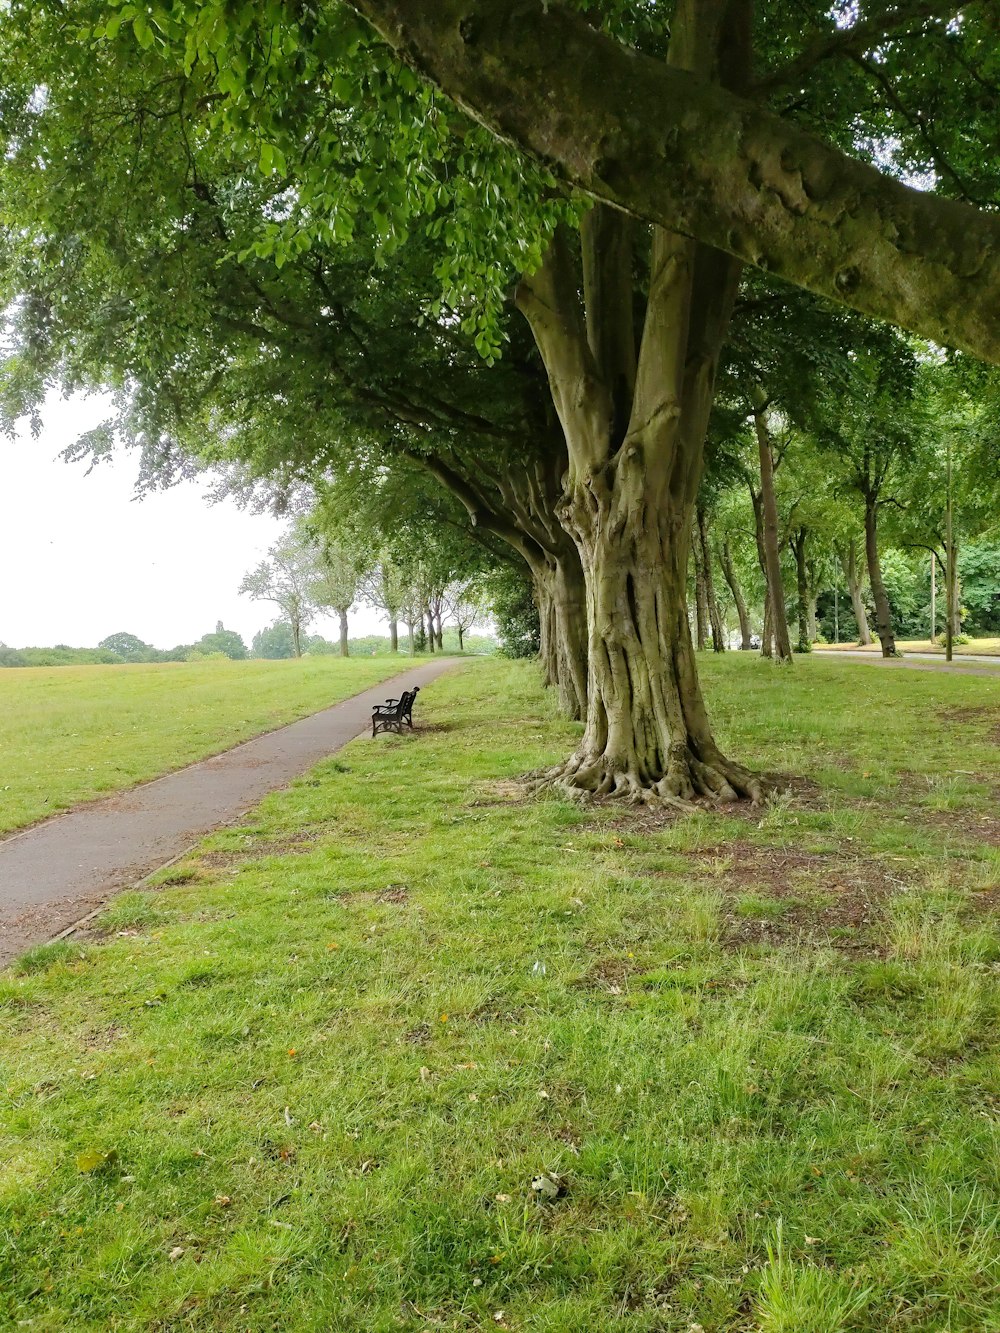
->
[2,655,1000,1330]
[0,657,420,834]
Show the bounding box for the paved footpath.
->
[813,650,1000,678]
[0,659,458,967]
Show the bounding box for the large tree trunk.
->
[406,618,415,655]
[761,594,774,659]
[532,549,589,722]
[509,2,761,804]
[720,538,752,649]
[753,399,793,663]
[291,615,302,659]
[791,527,810,652]
[389,619,399,653]
[863,497,897,656]
[839,539,872,645]
[338,609,349,658]
[517,223,761,804]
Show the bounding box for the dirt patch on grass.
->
[691,842,902,955]
[574,955,642,993]
[467,779,532,808]
[937,704,1000,744]
[195,831,320,871]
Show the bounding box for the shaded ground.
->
[0,659,457,966]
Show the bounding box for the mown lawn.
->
[2,656,1000,1331]
[0,657,417,834]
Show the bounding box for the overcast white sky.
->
[0,392,384,650]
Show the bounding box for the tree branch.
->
[346,0,1000,365]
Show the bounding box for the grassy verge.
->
[816,637,1000,658]
[0,657,420,834]
[2,656,1000,1331]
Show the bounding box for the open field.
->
[0,658,416,835]
[817,637,1000,657]
[2,656,1000,1330]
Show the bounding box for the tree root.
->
[524,748,767,809]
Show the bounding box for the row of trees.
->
[238,522,482,659]
[0,1,997,802]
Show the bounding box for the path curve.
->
[813,649,1000,678]
[0,659,459,967]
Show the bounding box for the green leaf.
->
[76,1148,119,1173]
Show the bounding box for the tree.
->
[239,533,318,657]
[252,621,296,659]
[8,0,999,803]
[193,621,248,660]
[444,580,482,652]
[309,539,370,658]
[98,632,152,663]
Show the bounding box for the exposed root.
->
[523,748,767,810]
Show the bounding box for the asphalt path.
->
[813,649,1000,677]
[0,658,459,967]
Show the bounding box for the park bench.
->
[372,686,420,737]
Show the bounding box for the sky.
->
[0,392,385,650]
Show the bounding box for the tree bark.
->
[531,549,589,721]
[753,400,793,663]
[291,616,302,659]
[349,0,1000,367]
[863,497,897,656]
[720,538,752,649]
[338,608,349,658]
[425,607,435,653]
[389,619,399,653]
[406,618,415,654]
[839,539,872,645]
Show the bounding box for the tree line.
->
[0,0,997,800]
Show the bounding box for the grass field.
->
[0,657,420,835]
[2,655,1000,1331]
[818,637,1000,658]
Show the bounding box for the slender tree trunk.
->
[791,527,810,652]
[863,497,897,656]
[761,594,774,659]
[806,557,819,642]
[720,539,752,649]
[425,607,435,653]
[338,608,349,658]
[693,534,709,650]
[753,400,793,663]
[946,542,961,652]
[389,619,399,653]
[457,625,464,651]
[839,539,873,645]
[406,618,415,655]
[291,615,302,658]
[697,508,726,651]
